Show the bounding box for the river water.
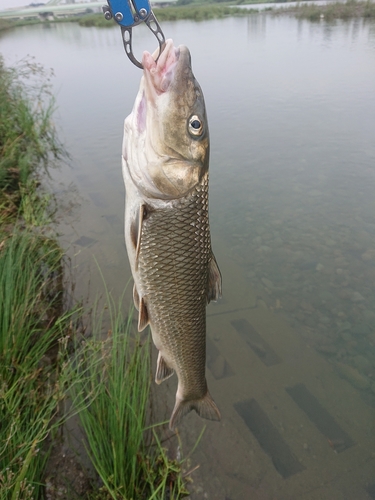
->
[1,13,375,500]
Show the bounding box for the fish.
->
[122,39,221,430]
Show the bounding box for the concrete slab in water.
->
[231,318,282,367]
[234,398,305,479]
[286,383,355,453]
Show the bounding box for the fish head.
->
[123,39,209,200]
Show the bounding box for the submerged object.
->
[122,39,221,430]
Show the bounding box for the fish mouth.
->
[142,40,188,95]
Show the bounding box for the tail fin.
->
[169,391,221,431]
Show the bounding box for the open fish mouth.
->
[142,39,184,95]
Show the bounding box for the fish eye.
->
[188,115,204,136]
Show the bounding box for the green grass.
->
[65,290,190,499]
[0,231,77,500]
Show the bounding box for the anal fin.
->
[155,352,174,384]
[207,253,222,303]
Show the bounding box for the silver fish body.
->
[122,40,221,430]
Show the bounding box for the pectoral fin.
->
[155,352,174,384]
[138,297,149,332]
[133,283,140,310]
[207,253,222,304]
[130,204,146,271]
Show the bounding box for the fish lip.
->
[142,39,184,95]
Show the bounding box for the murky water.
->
[1,13,375,499]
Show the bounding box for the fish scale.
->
[138,176,211,398]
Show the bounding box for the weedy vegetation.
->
[0,55,62,222]
[0,54,73,500]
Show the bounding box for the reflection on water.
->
[1,14,375,500]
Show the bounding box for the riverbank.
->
[56,0,375,25]
[0,54,73,499]
[274,0,375,20]
[0,56,189,499]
